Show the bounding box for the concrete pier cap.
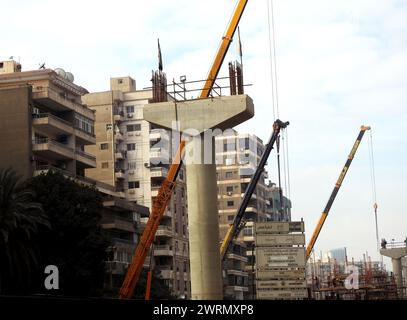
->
[144,94,254,133]
[144,94,254,299]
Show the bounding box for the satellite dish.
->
[65,72,74,82]
[54,68,66,78]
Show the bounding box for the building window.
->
[128,161,137,170]
[118,79,123,84]
[245,137,250,149]
[243,226,253,236]
[227,201,234,207]
[227,215,234,221]
[226,186,233,194]
[127,124,141,132]
[126,105,135,113]
[127,143,136,151]
[175,222,178,235]
[74,113,94,135]
[100,143,109,150]
[223,142,235,152]
[106,123,113,131]
[226,171,233,178]
[175,241,178,251]
[128,181,140,189]
[182,225,186,236]
[101,162,109,169]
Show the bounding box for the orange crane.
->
[305,125,371,260]
[119,0,249,299]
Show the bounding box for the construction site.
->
[0,0,406,305]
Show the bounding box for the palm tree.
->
[0,168,49,293]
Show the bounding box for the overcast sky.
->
[2,0,406,266]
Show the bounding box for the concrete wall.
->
[0,86,32,178]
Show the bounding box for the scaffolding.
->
[308,257,399,300]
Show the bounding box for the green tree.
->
[132,269,177,300]
[26,171,110,296]
[0,168,49,294]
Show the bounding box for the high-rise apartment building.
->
[0,61,149,295]
[83,77,190,298]
[0,60,96,179]
[215,129,292,299]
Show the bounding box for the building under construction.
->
[307,251,400,300]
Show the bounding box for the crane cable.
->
[367,130,380,254]
[266,0,291,214]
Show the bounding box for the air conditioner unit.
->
[129,170,135,175]
[227,191,233,196]
[128,190,135,194]
[144,162,150,168]
[135,132,141,136]
[127,113,133,118]
[128,133,134,136]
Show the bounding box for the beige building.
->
[83,76,191,298]
[215,130,292,299]
[215,130,269,299]
[0,60,96,179]
[0,60,149,296]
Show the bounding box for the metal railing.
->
[32,137,74,152]
[34,165,96,186]
[32,113,73,127]
[75,149,96,161]
[144,76,252,102]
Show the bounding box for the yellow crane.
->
[305,125,371,260]
[119,0,249,299]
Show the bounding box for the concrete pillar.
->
[144,95,254,300]
[380,247,407,299]
[186,134,222,299]
[391,258,403,298]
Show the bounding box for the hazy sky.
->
[2,0,406,266]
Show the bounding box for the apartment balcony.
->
[32,86,93,118]
[226,269,249,277]
[241,192,256,200]
[74,127,96,145]
[225,285,249,293]
[156,225,173,238]
[150,167,168,180]
[105,261,129,275]
[151,185,160,197]
[156,266,173,279]
[115,150,127,161]
[32,138,74,160]
[245,205,258,214]
[150,147,170,164]
[149,129,169,142]
[32,113,73,136]
[153,245,173,256]
[162,210,172,219]
[34,165,96,188]
[75,149,96,168]
[102,217,135,233]
[114,132,124,143]
[113,111,124,123]
[226,253,248,263]
[115,170,125,180]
